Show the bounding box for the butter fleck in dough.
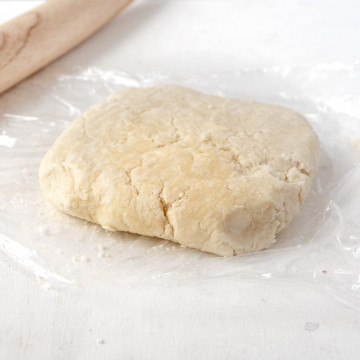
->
[39,85,320,256]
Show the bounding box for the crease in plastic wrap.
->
[0,64,359,309]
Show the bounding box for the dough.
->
[39,85,319,256]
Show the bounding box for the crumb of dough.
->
[351,138,360,151]
[79,255,89,262]
[72,255,90,262]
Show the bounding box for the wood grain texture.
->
[0,0,133,95]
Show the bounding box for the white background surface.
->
[1,1,360,359]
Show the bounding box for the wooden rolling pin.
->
[0,0,133,95]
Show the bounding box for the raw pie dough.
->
[39,85,320,256]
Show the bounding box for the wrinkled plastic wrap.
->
[0,64,359,309]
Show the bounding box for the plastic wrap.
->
[0,64,359,309]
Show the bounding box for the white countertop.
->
[1,1,360,359]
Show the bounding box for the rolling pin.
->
[0,0,133,95]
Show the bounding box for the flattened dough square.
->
[39,85,319,256]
